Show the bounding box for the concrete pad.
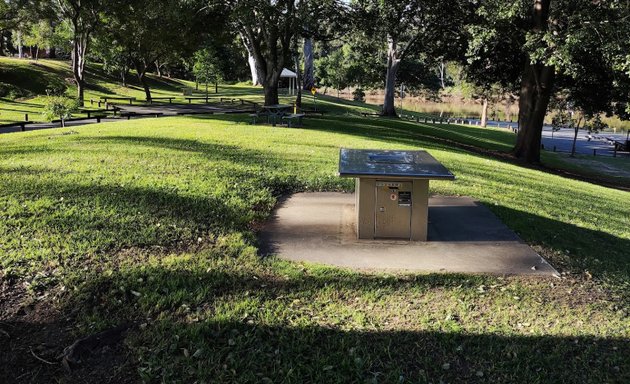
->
[259,193,558,276]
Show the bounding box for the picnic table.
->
[261,104,292,126]
[100,96,136,105]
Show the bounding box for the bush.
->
[42,96,79,125]
[352,88,365,102]
[45,79,68,96]
[0,82,31,99]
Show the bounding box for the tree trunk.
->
[513,0,554,163]
[35,46,39,60]
[570,116,583,157]
[46,46,56,59]
[121,68,127,87]
[17,30,23,58]
[481,98,488,127]
[71,30,90,106]
[155,60,162,78]
[240,32,264,86]
[382,36,401,117]
[439,61,446,89]
[303,37,314,90]
[134,60,151,102]
[263,71,280,105]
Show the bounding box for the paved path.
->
[260,193,558,276]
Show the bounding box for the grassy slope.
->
[0,57,199,123]
[2,56,628,184]
[1,114,628,383]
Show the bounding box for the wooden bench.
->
[281,113,305,127]
[79,108,109,118]
[184,96,210,104]
[149,97,176,104]
[100,96,136,105]
[52,115,108,126]
[120,112,163,120]
[0,121,32,132]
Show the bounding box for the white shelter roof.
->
[280,68,297,78]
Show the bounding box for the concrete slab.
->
[259,193,558,276]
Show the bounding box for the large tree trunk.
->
[480,98,488,127]
[240,32,264,86]
[303,37,314,90]
[263,71,280,105]
[382,36,401,117]
[513,64,554,162]
[513,0,554,163]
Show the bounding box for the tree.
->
[193,48,222,97]
[55,0,104,106]
[228,0,346,105]
[230,0,299,105]
[104,0,208,102]
[352,0,470,117]
[22,20,53,60]
[465,0,630,163]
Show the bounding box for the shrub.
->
[42,96,79,126]
[352,88,365,102]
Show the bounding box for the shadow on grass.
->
[2,264,628,383]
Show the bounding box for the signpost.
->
[311,87,317,110]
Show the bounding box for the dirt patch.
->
[0,280,136,384]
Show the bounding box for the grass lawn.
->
[0,113,628,383]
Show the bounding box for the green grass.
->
[1,113,629,383]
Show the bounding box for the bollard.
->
[98,101,101,108]
[593,149,596,156]
[96,117,101,123]
[90,99,94,105]
[24,113,28,121]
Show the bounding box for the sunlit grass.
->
[1,62,629,383]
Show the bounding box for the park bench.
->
[79,108,109,118]
[281,113,305,128]
[120,111,164,120]
[149,97,177,104]
[120,112,164,120]
[51,115,108,125]
[184,96,210,104]
[0,121,32,132]
[100,96,136,105]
